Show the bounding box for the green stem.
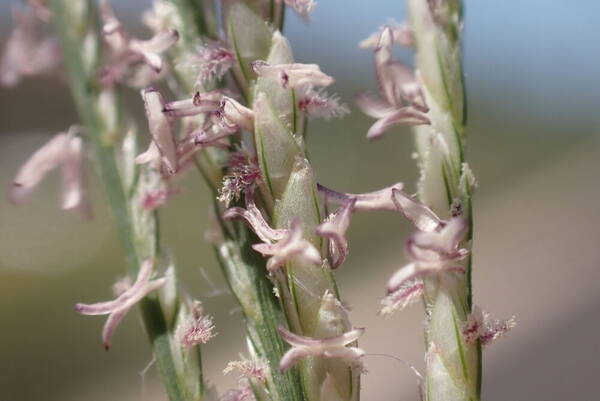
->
[215,227,305,401]
[50,2,194,400]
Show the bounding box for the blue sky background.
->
[1,0,599,135]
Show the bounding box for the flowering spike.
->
[316,199,355,269]
[178,301,217,348]
[278,325,365,371]
[137,88,178,174]
[463,306,516,346]
[0,6,60,87]
[379,279,424,316]
[252,60,334,89]
[75,259,166,349]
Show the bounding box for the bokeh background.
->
[1,1,599,400]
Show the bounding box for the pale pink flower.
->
[297,90,349,120]
[252,219,322,272]
[251,60,334,89]
[223,358,267,382]
[359,20,414,49]
[178,301,217,348]
[356,26,429,140]
[60,134,89,215]
[0,6,60,87]
[218,150,262,206]
[142,186,179,211]
[317,182,405,213]
[316,199,354,269]
[173,112,236,167]
[316,183,450,270]
[282,0,317,21]
[180,40,234,86]
[221,381,255,401]
[391,188,443,232]
[99,0,178,87]
[9,129,89,216]
[463,306,516,346]
[224,190,320,271]
[75,259,166,349]
[217,97,255,132]
[136,88,179,174]
[189,122,233,148]
[278,326,365,371]
[223,189,286,244]
[319,184,441,231]
[162,89,224,118]
[379,279,424,316]
[317,182,443,268]
[387,217,469,295]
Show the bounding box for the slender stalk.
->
[50,2,201,400]
[407,1,481,400]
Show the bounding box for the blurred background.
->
[1,0,599,400]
